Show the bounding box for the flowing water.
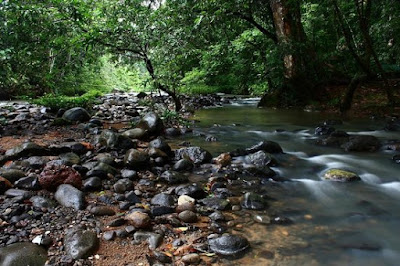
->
[173,98,400,265]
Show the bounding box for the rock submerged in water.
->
[64,227,99,259]
[341,135,381,152]
[0,242,47,266]
[208,234,250,256]
[241,192,267,210]
[323,169,361,182]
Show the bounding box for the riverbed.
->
[172,99,400,265]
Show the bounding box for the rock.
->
[165,127,181,137]
[133,231,162,249]
[39,164,82,191]
[49,142,88,155]
[147,148,168,159]
[0,176,12,194]
[208,234,250,256]
[122,128,148,140]
[149,138,171,154]
[160,171,188,184]
[87,162,117,178]
[241,192,267,210]
[113,178,133,194]
[151,206,175,216]
[126,211,151,229]
[341,135,381,152]
[0,242,47,266]
[62,107,90,122]
[83,177,102,191]
[253,214,271,224]
[4,142,48,160]
[174,147,213,165]
[173,159,194,172]
[214,153,232,167]
[108,218,126,227]
[14,175,41,190]
[136,112,164,136]
[23,156,49,169]
[175,184,207,199]
[178,210,197,223]
[209,211,225,221]
[176,202,196,213]
[246,141,283,154]
[323,169,361,182]
[125,191,141,204]
[120,169,138,180]
[245,151,277,167]
[182,253,200,264]
[393,154,400,164]
[178,195,195,206]
[124,149,150,169]
[151,193,174,207]
[64,227,99,259]
[137,91,147,98]
[315,126,335,136]
[90,206,116,216]
[316,131,349,147]
[0,169,26,183]
[30,196,57,209]
[103,231,116,241]
[97,130,136,150]
[200,197,230,210]
[60,152,80,166]
[54,184,85,210]
[5,189,32,199]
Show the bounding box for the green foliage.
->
[160,109,190,127]
[32,90,102,110]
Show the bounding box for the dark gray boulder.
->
[0,242,47,266]
[136,112,164,136]
[160,171,188,184]
[54,184,85,210]
[341,135,381,152]
[246,141,283,154]
[174,147,212,165]
[208,234,250,256]
[62,107,90,122]
[124,149,150,169]
[64,227,99,259]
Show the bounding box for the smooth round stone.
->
[323,169,361,182]
[178,195,195,206]
[126,211,151,229]
[182,253,200,264]
[151,193,174,207]
[83,177,102,191]
[0,242,47,266]
[178,210,197,223]
[208,234,249,256]
[176,203,196,213]
[103,231,116,241]
[64,228,99,259]
[108,218,126,227]
[90,206,116,216]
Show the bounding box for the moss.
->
[323,168,361,182]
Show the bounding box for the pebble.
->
[182,253,200,264]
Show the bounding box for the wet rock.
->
[151,193,174,207]
[151,206,175,216]
[208,234,250,256]
[39,164,82,191]
[175,184,207,199]
[126,211,151,229]
[182,253,200,264]
[62,107,90,122]
[49,142,88,155]
[178,210,197,223]
[90,206,116,216]
[60,152,80,166]
[316,131,349,147]
[121,169,138,180]
[241,192,267,210]
[24,156,49,169]
[133,231,162,249]
[122,128,147,140]
[323,169,361,182]
[253,214,271,224]
[154,251,172,263]
[147,148,168,159]
[14,175,41,190]
[246,141,283,154]
[0,176,12,194]
[113,178,133,194]
[0,242,47,266]
[160,170,188,184]
[64,227,99,259]
[213,153,232,167]
[341,135,381,152]
[200,197,230,210]
[136,112,164,136]
[0,169,26,183]
[209,211,225,221]
[173,159,194,172]
[315,126,335,136]
[124,149,150,169]
[245,151,277,167]
[83,177,102,191]
[30,196,57,209]
[54,184,85,210]
[271,216,293,225]
[97,130,136,150]
[5,188,32,199]
[165,127,181,137]
[205,135,217,142]
[174,147,212,165]
[149,138,171,154]
[87,162,117,178]
[125,191,141,204]
[393,154,400,164]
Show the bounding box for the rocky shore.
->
[1,92,399,266]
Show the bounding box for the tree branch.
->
[232,11,278,43]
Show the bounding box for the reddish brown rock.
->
[0,176,12,194]
[126,211,151,229]
[39,164,82,191]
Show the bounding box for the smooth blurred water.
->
[173,103,400,265]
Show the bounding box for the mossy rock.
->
[323,169,361,182]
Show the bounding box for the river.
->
[172,98,400,265]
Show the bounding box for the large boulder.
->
[0,242,47,266]
[323,169,361,182]
[64,227,99,259]
[39,164,82,191]
[149,138,172,154]
[174,147,212,165]
[122,128,147,140]
[341,135,381,152]
[208,234,250,256]
[62,107,90,122]
[136,112,164,136]
[246,141,283,154]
